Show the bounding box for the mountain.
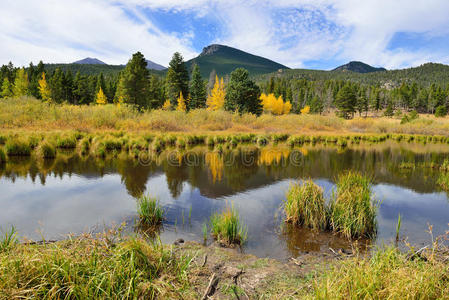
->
[145,59,166,71]
[186,44,289,77]
[73,57,106,65]
[333,61,386,73]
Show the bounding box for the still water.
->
[1,142,448,259]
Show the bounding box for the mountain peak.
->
[73,57,106,65]
[200,44,227,56]
[145,59,166,71]
[333,61,386,73]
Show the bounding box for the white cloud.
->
[1,0,449,68]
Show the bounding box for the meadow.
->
[3,96,449,135]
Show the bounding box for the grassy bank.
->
[0,229,447,299]
[3,97,449,135]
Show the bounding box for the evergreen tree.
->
[50,68,64,102]
[73,72,90,104]
[1,78,13,98]
[207,69,216,95]
[335,83,356,119]
[166,52,189,107]
[13,68,28,97]
[310,96,324,114]
[148,75,164,109]
[189,64,207,109]
[224,68,262,115]
[115,52,150,108]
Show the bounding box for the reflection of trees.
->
[2,145,449,200]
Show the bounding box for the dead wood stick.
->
[201,273,218,300]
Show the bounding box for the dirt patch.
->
[174,241,346,299]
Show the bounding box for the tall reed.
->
[329,171,378,239]
[284,179,328,230]
[137,195,164,226]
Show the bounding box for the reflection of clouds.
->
[0,175,136,241]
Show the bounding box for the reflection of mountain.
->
[1,145,449,198]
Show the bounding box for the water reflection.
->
[0,142,449,259]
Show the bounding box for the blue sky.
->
[1,0,449,70]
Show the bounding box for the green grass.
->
[437,172,449,191]
[310,246,449,299]
[284,179,328,230]
[56,135,77,148]
[0,234,194,299]
[36,141,56,159]
[329,172,378,239]
[137,195,164,227]
[210,204,247,246]
[5,138,31,156]
[0,226,17,252]
[0,148,5,164]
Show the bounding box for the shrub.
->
[5,139,31,156]
[210,204,247,245]
[329,172,378,239]
[284,180,328,230]
[137,195,164,227]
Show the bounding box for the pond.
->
[1,141,449,259]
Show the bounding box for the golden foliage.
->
[206,75,225,111]
[301,105,310,115]
[176,92,187,112]
[260,93,291,115]
[38,73,51,102]
[205,152,224,183]
[162,99,171,110]
[95,87,107,105]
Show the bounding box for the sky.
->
[1,0,449,70]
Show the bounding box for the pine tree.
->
[189,64,207,109]
[310,96,324,114]
[176,92,186,112]
[166,52,189,107]
[13,68,28,97]
[225,68,262,115]
[50,68,64,103]
[206,75,225,111]
[95,87,107,105]
[335,83,356,119]
[115,52,150,108]
[1,78,13,98]
[38,72,52,102]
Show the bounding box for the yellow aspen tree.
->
[283,101,292,114]
[162,99,171,110]
[13,68,28,97]
[95,87,107,105]
[38,72,52,102]
[206,75,225,111]
[176,92,186,112]
[301,105,311,114]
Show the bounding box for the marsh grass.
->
[56,134,77,148]
[329,172,378,239]
[437,172,449,191]
[0,147,5,164]
[35,141,56,159]
[0,233,194,299]
[137,195,164,227]
[5,138,31,156]
[210,204,247,246]
[311,245,449,299]
[0,226,17,252]
[284,180,328,230]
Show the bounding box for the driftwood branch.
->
[201,273,219,300]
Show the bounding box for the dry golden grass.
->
[2,97,449,136]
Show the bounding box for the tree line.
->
[2,52,449,118]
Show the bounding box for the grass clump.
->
[0,233,194,299]
[210,204,247,246]
[284,179,328,230]
[329,172,378,239]
[0,148,5,164]
[36,141,56,159]
[56,135,77,148]
[311,246,449,299]
[137,195,164,227]
[5,138,31,156]
[0,226,17,252]
[437,172,449,191]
